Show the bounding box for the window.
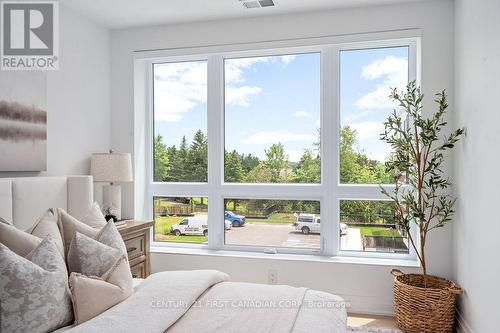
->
[153,61,207,182]
[339,200,409,253]
[153,196,208,244]
[224,199,320,250]
[142,36,418,260]
[224,53,321,184]
[339,46,409,184]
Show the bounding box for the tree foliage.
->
[380,81,464,275]
[153,123,397,225]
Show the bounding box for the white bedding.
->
[62,270,346,333]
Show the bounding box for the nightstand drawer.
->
[119,220,153,278]
[124,234,145,260]
[130,261,146,279]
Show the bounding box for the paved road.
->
[225,223,320,249]
[225,223,364,250]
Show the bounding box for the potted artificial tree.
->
[380,81,464,333]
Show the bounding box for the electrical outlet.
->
[268,269,278,284]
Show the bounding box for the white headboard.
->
[0,176,93,230]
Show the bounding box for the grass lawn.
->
[247,212,297,224]
[359,226,402,238]
[154,216,208,243]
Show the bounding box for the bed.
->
[0,176,347,333]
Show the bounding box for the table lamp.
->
[90,150,133,220]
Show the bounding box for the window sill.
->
[150,246,420,268]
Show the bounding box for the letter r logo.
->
[2,2,54,56]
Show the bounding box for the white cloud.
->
[286,150,304,163]
[244,130,316,144]
[355,56,408,110]
[315,118,321,127]
[225,57,270,83]
[154,62,207,122]
[225,86,262,107]
[294,111,311,118]
[281,55,297,66]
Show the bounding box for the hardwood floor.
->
[347,313,397,328]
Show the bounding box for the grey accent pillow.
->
[68,232,123,277]
[57,208,99,258]
[0,236,73,333]
[67,220,128,275]
[66,221,133,324]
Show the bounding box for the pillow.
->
[0,209,64,258]
[67,231,123,277]
[0,236,73,333]
[67,221,133,324]
[69,257,133,324]
[82,202,107,228]
[57,208,100,257]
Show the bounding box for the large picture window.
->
[224,54,321,184]
[153,61,207,182]
[339,46,409,184]
[144,36,418,260]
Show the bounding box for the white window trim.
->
[134,29,421,263]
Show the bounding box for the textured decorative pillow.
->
[0,236,73,333]
[57,208,100,257]
[66,220,129,275]
[67,221,133,324]
[0,209,64,258]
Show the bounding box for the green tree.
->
[187,130,208,182]
[170,136,189,181]
[264,143,288,183]
[292,149,320,183]
[240,154,260,173]
[244,163,273,183]
[153,135,169,181]
[225,150,245,182]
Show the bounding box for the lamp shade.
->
[90,152,133,182]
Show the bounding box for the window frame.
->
[138,32,420,261]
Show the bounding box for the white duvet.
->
[63,270,346,333]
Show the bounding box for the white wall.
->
[111,0,454,314]
[453,0,500,332]
[0,5,111,178]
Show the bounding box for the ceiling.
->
[62,0,430,30]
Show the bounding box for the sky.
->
[153,46,408,163]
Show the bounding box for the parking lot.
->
[225,222,320,249]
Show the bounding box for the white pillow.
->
[0,209,64,258]
[82,202,107,228]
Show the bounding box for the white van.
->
[170,216,232,237]
[171,216,208,236]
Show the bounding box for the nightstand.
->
[118,220,154,278]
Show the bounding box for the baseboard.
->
[456,310,474,333]
[341,293,395,316]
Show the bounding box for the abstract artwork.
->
[0,72,47,171]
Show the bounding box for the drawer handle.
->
[127,247,137,253]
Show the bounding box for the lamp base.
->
[103,184,122,220]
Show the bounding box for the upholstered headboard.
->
[0,176,93,230]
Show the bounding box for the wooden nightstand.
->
[118,220,154,278]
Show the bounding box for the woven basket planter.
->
[391,269,462,333]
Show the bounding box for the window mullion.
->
[207,55,224,250]
[321,46,339,256]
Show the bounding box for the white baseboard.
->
[341,294,394,316]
